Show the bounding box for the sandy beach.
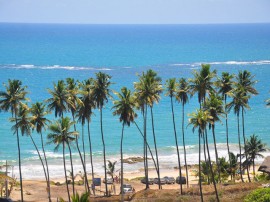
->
[8,165,262,201]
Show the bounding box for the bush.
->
[244,188,270,202]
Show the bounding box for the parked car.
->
[164,176,175,184]
[103,178,114,184]
[140,177,154,185]
[176,176,186,184]
[154,177,166,185]
[121,184,134,194]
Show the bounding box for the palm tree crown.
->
[31,102,50,133]
[112,87,137,126]
[176,78,190,105]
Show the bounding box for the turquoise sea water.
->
[0,23,270,178]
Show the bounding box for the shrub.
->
[244,188,270,202]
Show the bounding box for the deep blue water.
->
[0,23,270,178]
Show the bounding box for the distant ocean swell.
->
[1,60,270,71]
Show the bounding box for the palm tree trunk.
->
[134,121,157,174]
[144,106,149,189]
[253,159,255,176]
[182,102,189,188]
[170,96,183,193]
[87,121,95,195]
[198,133,204,202]
[40,132,51,202]
[212,124,221,183]
[29,135,49,200]
[237,114,244,182]
[100,108,108,196]
[72,114,90,194]
[202,132,209,184]
[150,107,161,189]
[81,123,87,191]
[63,143,71,202]
[224,97,232,180]
[205,130,220,202]
[67,142,75,196]
[15,113,24,202]
[120,123,125,202]
[242,107,251,182]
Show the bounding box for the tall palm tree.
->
[236,70,258,182]
[227,89,250,182]
[134,69,162,189]
[189,109,219,202]
[216,72,234,167]
[12,103,51,201]
[92,72,112,196]
[165,78,183,193]
[47,117,78,202]
[176,77,190,188]
[65,78,90,194]
[244,134,266,176]
[78,78,96,194]
[47,80,77,194]
[30,102,52,202]
[203,93,225,182]
[112,87,137,201]
[0,79,28,202]
[189,64,216,184]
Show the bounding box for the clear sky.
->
[0,0,270,24]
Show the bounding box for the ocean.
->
[0,23,270,179]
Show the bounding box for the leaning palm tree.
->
[30,102,52,202]
[245,134,266,176]
[227,88,250,182]
[165,78,183,193]
[78,78,95,194]
[11,103,50,200]
[112,87,137,201]
[236,70,258,182]
[203,93,225,183]
[0,79,28,202]
[65,78,90,194]
[216,72,234,162]
[47,117,78,202]
[189,109,219,202]
[176,77,190,188]
[91,72,112,196]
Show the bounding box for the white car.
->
[121,184,134,194]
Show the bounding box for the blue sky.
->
[0,0,270,24]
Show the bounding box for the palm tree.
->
[228,152,239,181]
[236,70,258,182]
[227,89,250,182]
[216,72,234,163]
[47,117,78,202]
[91,72,112,196]
[78,78,95,194]
[47,80,76,194]
[189,64,216,180]
[189,109,219,202]
[203,93,225,182]
[134,69,162,189]
[176,77,190,188]
[245,134,266,176]
[112,87,137,201]
[47,80,72,118]
[0,79,28,202]
[165,78,183,193]
[31,102,52,202]
[106,160,117,180]
[65,78,90,194]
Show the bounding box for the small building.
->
[258,156,270,175]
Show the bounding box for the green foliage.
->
[71,192,90,202]
[254,173,270,182]
[244,188,270,202]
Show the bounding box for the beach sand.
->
[8,165,262,201]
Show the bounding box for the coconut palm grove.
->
[0,64,269,201]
